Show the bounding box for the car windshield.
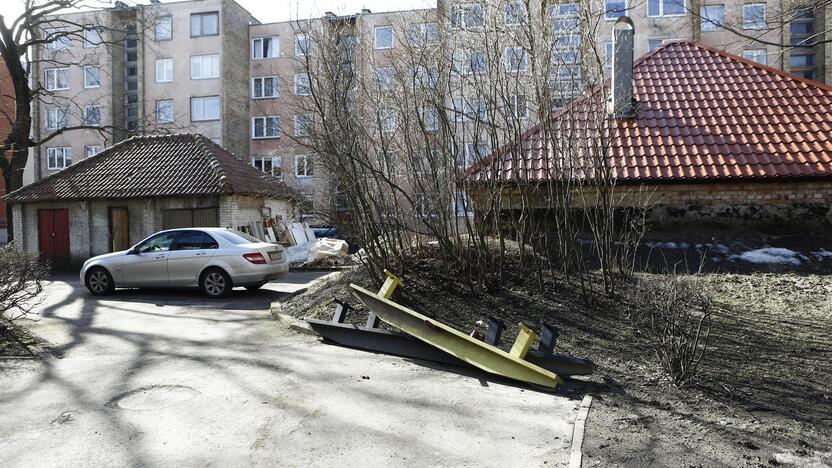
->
[215,229,262,245]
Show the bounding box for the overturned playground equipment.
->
[306,271,595,389]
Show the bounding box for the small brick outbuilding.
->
[5,134,297,268]
[468,41,832,228]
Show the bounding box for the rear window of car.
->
[215,229,262,245]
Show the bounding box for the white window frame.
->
[450,3,485,30]
[190,54,220,80]
[156,58,173,83]
[647,0,686,18]
[252,76,280,99]
[408,22,438,47]
[379,108,396,134]
[294,73,311,96]
[85,145,103,157]
[295,33,310,56]
[47,147,72,170]
[44,28,70,51]
[603,41,614,69]
[295,155,313,178]
[191,11,219,37]
[648,37,684,51]
[509,94,529,119]
[45,107,68,131]
[294,114,314,137]
[155,99,175,124]
[504,47,528,72]
[700,5,724,31]
[83,105,101,127]
[374,26,394,50]
[742,49,767,65]
[252,36,279,59]
[190,96,220,121]
[375,67,395,90]
[504,1,528,26]
[743,3,766,30]
[252,116,281,139]
[45,67,70,91]
[83,65,101,88]
[155,16,172,41]
[604,0,628,20]
[252,156,283,179]
[83,26,102,48]
[423,107,439,132]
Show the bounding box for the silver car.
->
[81,228,288,298]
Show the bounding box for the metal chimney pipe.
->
[609,16,635,118]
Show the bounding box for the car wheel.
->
[245,281,267,291]
[86,267,115,296]
[200,268,232,298]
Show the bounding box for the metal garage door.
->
[161,207,219,230]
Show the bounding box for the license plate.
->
[268,251,281,261]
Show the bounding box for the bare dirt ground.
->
[284,248,832,467]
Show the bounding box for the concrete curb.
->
[270,305,319,336]
[568,395,593,468]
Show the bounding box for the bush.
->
[0,245,49,326]
[632,274,714,388]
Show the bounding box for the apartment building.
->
[31,0,257,181]
[29,0,832,221]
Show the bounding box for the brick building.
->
[468,38,832,228]
[6,134,296,267]
[0,61,13,242]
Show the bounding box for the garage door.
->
[161,208,219,230]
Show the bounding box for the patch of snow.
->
[731,247,802,265]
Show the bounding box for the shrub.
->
[0,245,49,326]
[633,274,714,388]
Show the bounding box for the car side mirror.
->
[127,247,140,255]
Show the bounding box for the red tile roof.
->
[469,41,832,184]
[6,134,298,203]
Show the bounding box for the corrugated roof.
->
[6,134,297,203]
[469,41,832,184]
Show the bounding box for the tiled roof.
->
[469,41,832,184]
[6,134,298,203]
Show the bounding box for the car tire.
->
[245,281,267,291]
[200,268,232,299]
[86,267,115,296]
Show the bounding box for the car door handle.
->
[195,252,206,256]
[155,255,166,259]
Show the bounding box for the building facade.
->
[29,0,832,223]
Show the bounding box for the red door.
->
[38,209,70,262]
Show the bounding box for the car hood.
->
[86,250,129,263]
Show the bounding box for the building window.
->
[648,0,685,17]
[295,155,313,177]
[509,94,528,119]
[83,66,101,88]
[413,66,438,89]
[504,47,528,72]
[605,0,627,20]
[295,33,310,56]
[83,106,101,126]
[603,41,614,69]
[46,107,68,131]
[156,58,173,82]
[252,116,281,139]
[647,38,682,51]
[252,76,279,98]
[374,68,395,90]
[464,141,490,165]
[374,26,394,50]
[85,145,103,157]
[45,67,70,91]
[742,49,767,65]
[155,16,172,41]
[44,28,70,51]
[294,114,314,137]
[191,12,219,37]
[700,5,724,31]
[155,99,174,123]
[423,107,439,132]
[252,36,279,59]
[790,8,815,47]
[190,54,219,80]
[408,22,438,47]
[191,96,220,121]
[379,109,396,134]
[252,156,282,179]
[84,26,102,48]
[47,147,72,170]
[294,73,311,96]
[549,3,579,33]
[504,1,527,25]
[453,49,486,75]
[743,3,766,30]
[789,54,814,68]
[450,3,485,29]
